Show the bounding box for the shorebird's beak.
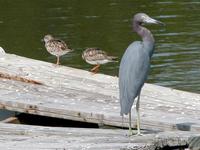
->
[144,16,165,26]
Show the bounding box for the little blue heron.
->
[82,48,117,74]
[43,34,73,65]
[119,13,164,135]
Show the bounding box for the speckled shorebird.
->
[82,48,117,74]
[43,34,72,65]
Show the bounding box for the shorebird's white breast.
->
[86,59,110,65]
[49,50,69,57]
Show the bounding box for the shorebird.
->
[43,34,73,65]
[82,48,117,74]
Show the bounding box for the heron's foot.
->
[128,129,134,136]
[127,130,143,137]
[127,128,137,137]
[136,132,143,136]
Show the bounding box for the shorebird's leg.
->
[91,64,100,74]
[93,65,100,74]
[56,56,60,65]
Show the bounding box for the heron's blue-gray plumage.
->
[119,41,154,115]
[119,13,164,135]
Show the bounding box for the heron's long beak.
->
[144,17,165,26]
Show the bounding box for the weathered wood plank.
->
[0,123,199,150]
[0,54,200,132]
[1,117,18,123]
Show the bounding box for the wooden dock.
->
[1,53,200,131]
[0,122,199,150]
[0,53,200,149]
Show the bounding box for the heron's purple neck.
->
[133,22,155,44]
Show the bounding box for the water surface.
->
[0,0,200,93]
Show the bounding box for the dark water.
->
[0,0,200,93]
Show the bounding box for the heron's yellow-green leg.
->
[128,112,133,136]
[136,94,142,136]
